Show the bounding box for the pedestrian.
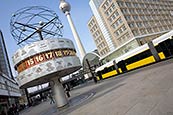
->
[7,106,14,115]
[65,84,70,98]
[12,104,19,115]
[49,94,55,104]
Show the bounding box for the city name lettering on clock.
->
[16,49,76,73]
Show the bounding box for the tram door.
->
[118,60,127,73]
[159,39,173,57]
[97,71,103,80]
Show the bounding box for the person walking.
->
[49,94,55,104]
[64,84,70,98]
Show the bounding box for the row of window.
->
[95,36,103,44]
[100,48,109,56]
[102,0,112,10]
[114,25,127,37]
[125,15,172,23]
[93,30,101,38]
[98,42,106,50]
[111,18,122,29]
[90,25,98,33]
[128,18,173,29]
[108,10,119,23]
[121,8,171,16]
[121,9,171,18]
[88,19,95,28]
[132,24,173,36]
[125,49,152,65]
[0,82,19,93]
[118,32,130,45]
[0,74,20,93]
[117,1,173,9]
[105,3,116,17]
[0,78,16,89]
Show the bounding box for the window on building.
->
[140,29,146,34]
[91,29,93,33]
[102,5,106,10]
[132,30,138,36]
[136,9,142,13]
[105,11,109,16]
[125,16,131,21]
[136,22,143,27]
[92,19,95,23]
[129,23,135,28]
[119,18,122,23]
[147,28,153,33]
[115,11,119,17]
[122,25,127,31]
[112,14,116,20]
[133,15,139,20]
[140,16,146,21]
[140,3,145,8]
[126,33,130,38]
[109,8,113,14]
[111,3,115,9]
[133,3,139,7]
[109,0,112,3]
[95,25,97,29]
[112,24,116,29]
[129,9,135,13]
[105,1,109,7]
[115,31,119,36]
[122,9,128,14]
[117,1,124,7]
[119,28,123,33]
[108,17,112,23]
[125,2,132,7]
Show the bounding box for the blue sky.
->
[0,0,96,76]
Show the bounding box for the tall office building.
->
[88,0,173,61]
[89,0,116,57]
[0,31,13,79]
[0,30,20,114]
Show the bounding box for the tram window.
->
[103,67,108,74]
[125,55,139,65]
[125,50,151,65]
[155,45,162,52]
[139,50,151,59]
[109,66,115,71]
[106,66,114,72]
[112,66,115,70]
[96,71,100,76]
[170,39,173,48]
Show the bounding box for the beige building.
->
[88,16,110,56]
[88,0,173,62]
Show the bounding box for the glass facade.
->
[0,31,12,78]
[0,30,20,115]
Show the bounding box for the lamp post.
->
[59,0,86,59]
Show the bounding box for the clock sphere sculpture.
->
[10,6,63,46]
[11,6,81,108]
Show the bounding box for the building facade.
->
[88,0,173,61]
[0,30,21,115]
[88,16,111,56]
